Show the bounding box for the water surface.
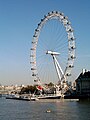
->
[0,98,90,120]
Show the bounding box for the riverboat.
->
[6,94,37,101]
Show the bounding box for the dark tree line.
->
[20,85,37,94]
[19,82,54,94]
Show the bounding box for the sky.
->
[0,0,90,85]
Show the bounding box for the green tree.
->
[20,85,37,94]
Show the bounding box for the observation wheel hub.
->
[46,50,60,56]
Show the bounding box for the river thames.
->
[0,97,90,120]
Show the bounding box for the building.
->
[76,69,90,96]
[0,85,25,95]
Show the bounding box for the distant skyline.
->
[0,0,90,85]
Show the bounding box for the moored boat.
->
[37,94,61,99]
[6,94,37,101]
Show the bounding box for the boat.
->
[34,85,62,99]
[34,89,62,99]
[6,94,37,101]
[37,94,61,99]
[46,109,51,113]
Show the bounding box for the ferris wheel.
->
[30,11,76,85]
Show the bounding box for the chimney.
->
[82,69,85,75]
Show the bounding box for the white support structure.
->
[53,55,61,81]
[46,50,65,82]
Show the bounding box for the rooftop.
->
[77,70,90,80]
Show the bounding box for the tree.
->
[48,82,54,87]
[20,85,37,94]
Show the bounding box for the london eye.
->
[30,11,76,86]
